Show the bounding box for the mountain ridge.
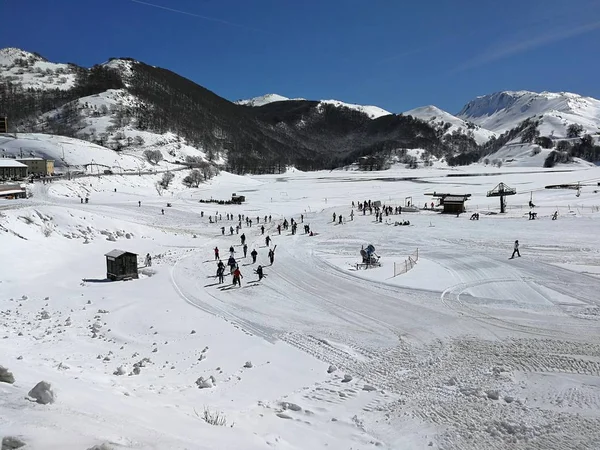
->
[2,47,599,170]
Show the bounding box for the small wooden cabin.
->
[105,249,139,281]
[441,195,469,214]
[231,193,245,204]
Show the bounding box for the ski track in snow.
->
[3,166,600,448]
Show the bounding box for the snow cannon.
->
[360,244,379,266]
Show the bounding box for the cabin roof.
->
[105,249,136,258]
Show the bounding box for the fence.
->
[393,248,419,277]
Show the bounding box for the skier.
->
[277,224,281,235]
[339,215,343,225]
[138,201,141,207]
[243,243,248,257]
[552,211,558,220]
[333,212,336,222]
[350,210,354,221]
[250,248,258,264]
[221,226,225,235]
[255,265,264,281]
[265,235,271,247]
[510,240,521,259]
[268,245,276,265]
[217,260,225,284]
[232,266,243,286]
[230,226,234,235]
[145,253,152,267]
[241,233,246,245]
[229,245,235,256]
[214,247,220,260]
[161,209,164,215]
[228,255,237,273]
[261,225,265,235]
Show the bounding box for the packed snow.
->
[2,154,600,449]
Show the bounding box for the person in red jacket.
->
[233,266,243,286]
[214,247,219,260]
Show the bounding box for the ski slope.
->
[2,163,600,449]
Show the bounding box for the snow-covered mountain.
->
[318,99,391,119]
[236,93,300,107]
[457,90,600,137]
[238,94,391,119]
[404,105,497,145]
[0,47,78,91]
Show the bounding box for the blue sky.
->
[2,0,600,113]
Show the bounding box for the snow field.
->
[1,163,600,449]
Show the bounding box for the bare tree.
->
[183,169,202,188]
[144,150,163,165]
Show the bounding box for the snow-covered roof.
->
[444,195,469,203]
[105,249,136,258]
[0,159,27,168]
[17,157,46,161]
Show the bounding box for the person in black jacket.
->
[250,249,258,264]
[255,265,264,281]
[510,240,521,259]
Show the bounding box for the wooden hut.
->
[231,193,245,204]
[441,195,469,214]
[105,249,139,281]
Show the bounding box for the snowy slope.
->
[0,133,171,173]
[2,165,600,449]
[457,90,600,137]
[404,105,497,144]
[31,90,212,166]
[236,93,298,107]
[318,99,390,119]
[0,47,77,91]
[237,94,391,119]
[102,58,136,85]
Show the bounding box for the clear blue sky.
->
[2,0,600,113]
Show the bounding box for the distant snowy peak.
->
[237,94,391,119]
[102,58,136,84]
[0,47,46,67]
[319,100,390,119]
[236,94,297,107]
[0,47,77,91]
[404,105,496,144]
[457,90,600,136]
